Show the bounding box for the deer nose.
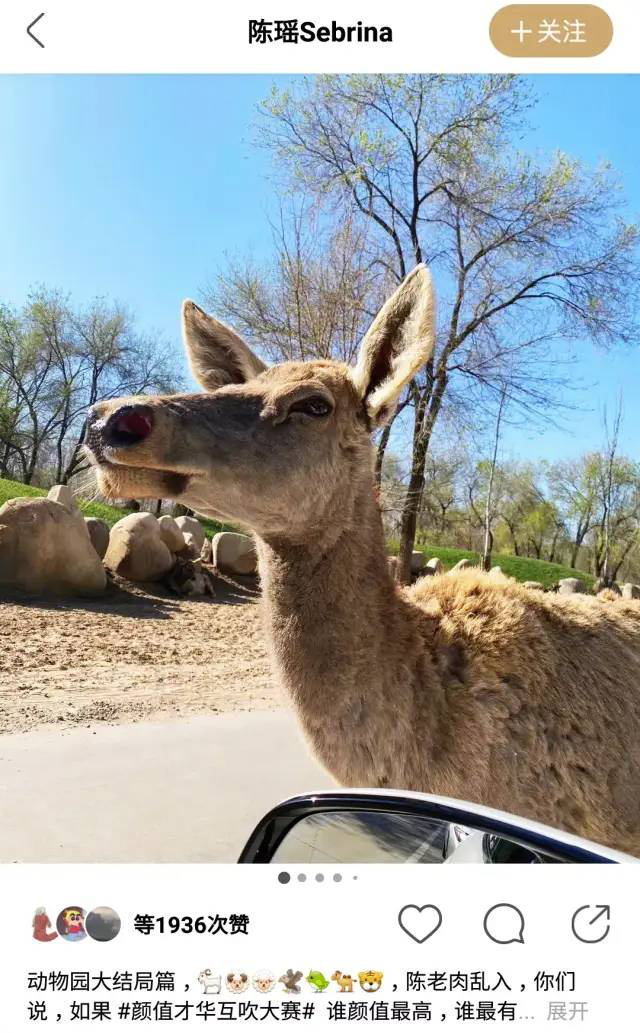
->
[102,404,154,448]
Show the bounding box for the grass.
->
[387,539,595,590]
[0,477,597,583]
[0,477,232,537]
[197,516,236,537]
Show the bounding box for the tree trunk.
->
[548,529,560,564]
[481,529,493,571]
[0,441,11,478]
[611,539,635,581]
[62,422,88,483]
[397,377,446,584]
[374,423,392,488]
[482,384,507,573]
[55,438,65,484]
[24,447,39,485]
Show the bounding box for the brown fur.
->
[85,267,640,854]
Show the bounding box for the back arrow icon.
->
[27,13,46,48]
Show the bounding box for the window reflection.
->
[270,811,562,864]
[271,810,450,864]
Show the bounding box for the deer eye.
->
[287,395,333,419]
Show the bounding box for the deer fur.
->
[86,266,640,855]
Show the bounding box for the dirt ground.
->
[0,574,279,734]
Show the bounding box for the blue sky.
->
[0,74,638,462]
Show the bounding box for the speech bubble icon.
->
[483,903,525,945]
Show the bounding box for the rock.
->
[104,513,175,582]
[622,583,640,600]
[174,515,205,552]
[425,557,443,575]
[488,566,511,583]
[200,538,213,564]
[212,531,257,576]
[47,484,77,511]
[85,517,110,559]
[593,578,620,596]
[0,497,106,596]
[450,558,472,572]
[523,580,544,591]
[558,577,586,595]
[157,515,186,553]
[410,551,426,574]
[181,531,201,559]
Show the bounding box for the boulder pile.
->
[0,484,260,598]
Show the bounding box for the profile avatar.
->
[57,906,87,941]
[32,907,58,943]
[86,906,121,942]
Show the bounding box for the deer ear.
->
[351,265,435,426]
[182,301,267,391]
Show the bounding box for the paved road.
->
[0,711,333,862]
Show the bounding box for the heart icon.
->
[398,904,443,944]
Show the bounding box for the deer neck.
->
[255,476,412,775]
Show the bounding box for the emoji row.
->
[200,970,384,994]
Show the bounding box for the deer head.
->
[86,266,435,542]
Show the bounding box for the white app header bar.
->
[1,1,639,74]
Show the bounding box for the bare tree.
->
[206,203,392,365]
[418,444,465,541]
[548,456,599,568]
[204,201,402,483]
[63,298,179,482]
[257,74,640,582]
[0,296,70,484]
[0,290,182,487]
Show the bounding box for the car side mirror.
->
[238,791,635,864]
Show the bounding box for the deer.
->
[85,266,640,855]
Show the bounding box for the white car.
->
[239,790,636,864]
